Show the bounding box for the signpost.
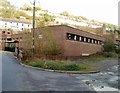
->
[32,0,36,57]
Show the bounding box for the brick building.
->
[46,25,106,56]
[0,30,21,50]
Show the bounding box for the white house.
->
[0,18,32,32]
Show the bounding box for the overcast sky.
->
[7,0,119,25]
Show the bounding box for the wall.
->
[49,25,105,56]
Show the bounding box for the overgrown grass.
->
[82,52,118,62]
[22,58,93,71]
[82,57,111,62]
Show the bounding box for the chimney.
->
[102,24,106,35]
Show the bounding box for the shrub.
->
[103,39,115,52]
[103,52,117,58]
[64,64,79,70]
[95,52,104,56]
[115,47,120,54]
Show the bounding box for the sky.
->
[7,0,120,25]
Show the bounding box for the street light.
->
[32,0,36,57]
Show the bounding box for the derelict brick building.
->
[47,25,106,56]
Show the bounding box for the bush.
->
[64,64,79,71]
[115,47,120,54]
[103,39,115,52]
[95,52,105,56]
[102,52,117,58]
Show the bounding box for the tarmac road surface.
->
[1,52,119,93]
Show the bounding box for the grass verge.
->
[81,57,112,62]
[22,58,94,71]
[81,52,118,62]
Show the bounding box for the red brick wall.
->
[64,40,102,56]
[49,25,105,56]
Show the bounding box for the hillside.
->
[0,0,120,36]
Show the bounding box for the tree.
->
[35,6,41,11]
[19,29,32,51]
[22,4,32,11]
[34,21,61,56]
[14,11,32,19]
[43,13,55,22]
[0,8,11,18]
[22,20,61,56]
[59,11,70,16]
[103,39,115,52]
[0,0,11,8]
[0,0,16,18]
[80,16,88,21]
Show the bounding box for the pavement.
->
[1,51,120,92]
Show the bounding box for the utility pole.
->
[32,0,36,57]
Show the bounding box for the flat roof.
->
[48,25,106,39]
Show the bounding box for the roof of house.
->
[0,18,32,24]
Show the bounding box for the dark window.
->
[66,33,102,45]
[71,34,75,40]
[86,38,89,42]
[22,24,24,26]
[93,39,96,44]
[7,32,10,34]
[81,36,84,42]
[7,38,12,41]
[94,40,97,44]
[89,39,92,43]
[76,35,79,41]
[99,41,102,45]
[96,40,99,44]
[2,31,5,33]
[20,37,22,39]
[67,33,72,40]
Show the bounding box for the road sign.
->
[39,35,43,39]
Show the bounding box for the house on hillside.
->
[0,18,32,32]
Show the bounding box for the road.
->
[1,52,119,92]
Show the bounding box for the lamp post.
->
[32,0,36,57]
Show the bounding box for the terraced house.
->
[0,18,32,31]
